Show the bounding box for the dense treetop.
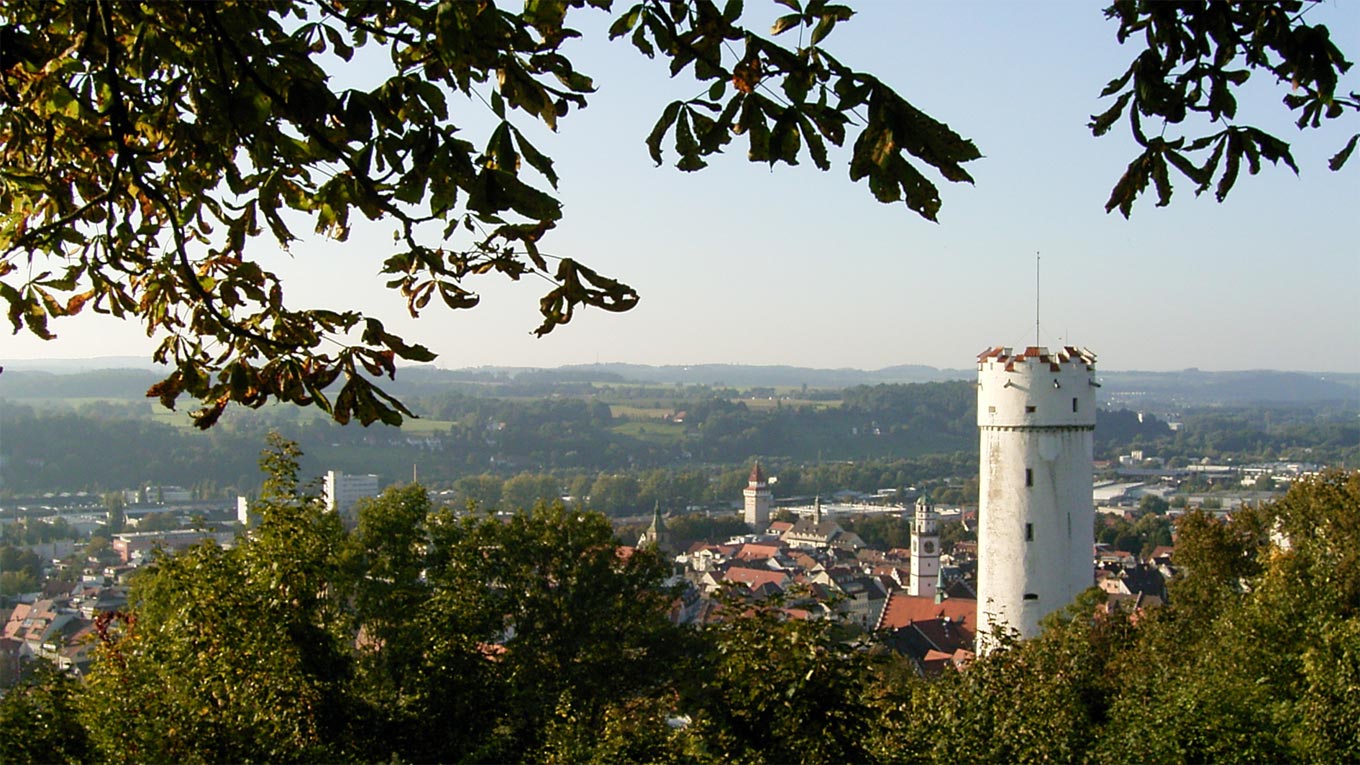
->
[3,436,1358,763]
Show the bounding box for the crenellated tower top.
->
[977,346,1098,430]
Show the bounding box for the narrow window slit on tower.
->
[1025,468,1033,487]
[1025,523,1033,541]
[1025,405,1036,413]
[1023,593,1039,600]
[1072,397,1078,412]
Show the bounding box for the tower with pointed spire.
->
[743,461,773,530]
[909,495,940,598]
[638,500,671,553]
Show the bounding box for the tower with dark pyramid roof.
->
[639,500,672,553]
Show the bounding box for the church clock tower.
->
[909,495,940,598]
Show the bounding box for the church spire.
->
[640,500,670,552]
[748,460,766,486]
[648,500,665,535]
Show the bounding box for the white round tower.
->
[976,346,1097,651]
[743,461,772,530]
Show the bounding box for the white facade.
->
[976,346,1097,651]
[743,462,773,530]
[323,470,380,518]
[909,496,940,598]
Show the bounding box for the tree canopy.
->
[4,438,1358,763]
[1,1,1352,427]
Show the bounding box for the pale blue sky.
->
[6,1,1358,372]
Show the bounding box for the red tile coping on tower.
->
[977,345,1096,368]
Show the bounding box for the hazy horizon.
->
[2,355,1358,378]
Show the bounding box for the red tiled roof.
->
[689,542,738,556]
[919,649,955,677]
[735,543,783,561]
[1148,545,1175,560]
[3,604,32,638]
[724,567,789,590]
[876,591,977,633]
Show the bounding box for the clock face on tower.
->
[923,541,935,555]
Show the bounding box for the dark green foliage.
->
[0,0,978,427]
[79,435,354,763]
[876,614,1118,764]
[72,435,690,763]
[588,473,643,515]
[1094,408,1174,457]
[1096,472,1360,763]
[1097,510,1173,557]
[1095,1,1356,216]
[0,406,265,494]
[15,432,1360,763]
[1294,619,1360,762]
[0,664,90,764]
[841,382,975,439]
[0,544,43,591]
[1137,493,1169,515]
[841,513,912,550]
[668,512,759,547]
[1099,404,1360,466]
[428,503,689,759]
[686,603,877,765]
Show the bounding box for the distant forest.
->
[0,368,1354,499]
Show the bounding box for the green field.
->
[607,404,676,419]
[740,397,841,411]
[609,420,686,444]
[397,416,456,434]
